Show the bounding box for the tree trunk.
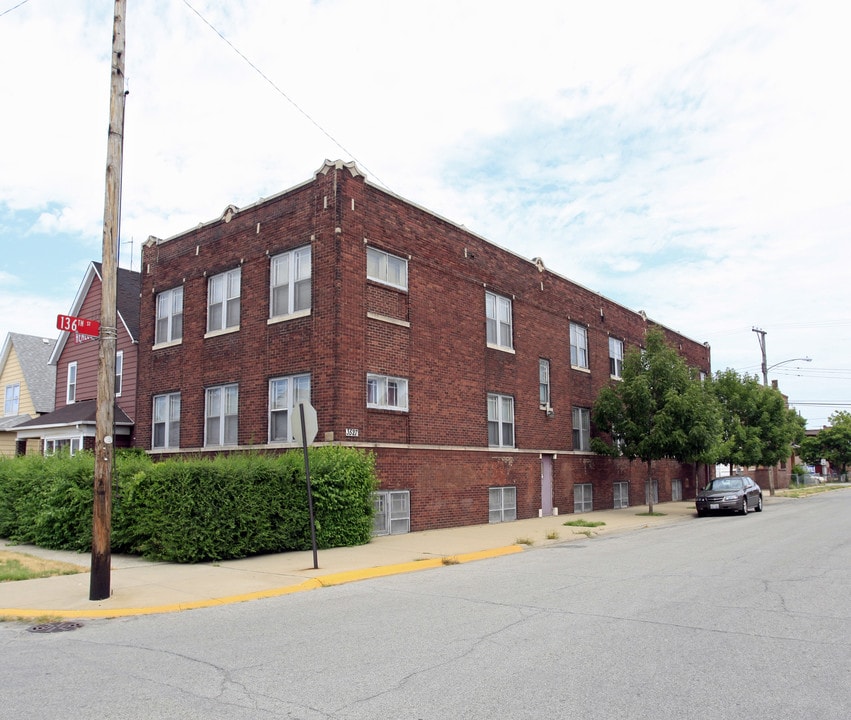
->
[646,460,654,514]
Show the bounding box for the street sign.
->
[56,314,100,336]
[292,401,318,445]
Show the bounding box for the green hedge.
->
[0,447,377,563]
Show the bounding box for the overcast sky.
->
[1,0,848,430]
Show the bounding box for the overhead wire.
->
[0,0,31,18]
[180,0,389,191]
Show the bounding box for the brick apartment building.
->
[136,160,711,533]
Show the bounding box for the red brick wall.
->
[136,161,710,529]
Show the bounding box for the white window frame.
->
[45,437,82,456]
[372,490,411,535]
[152,392,181,449]
[572,406,591,451]
[488,393,515,448]
[207,268,241,334]
[66,362,77,404]
[155,286,183,345]
[367,373,409,411]
[270,246,312,320]
[485,291,513,350]
[4,383,20,416]
[609,337,624,379]
[268,373,311,442]
[205,383,238,447]
[614,481,629,509]
[570,323,589,369]
[367,247,408,290]
[489,486,517,523]
[114,350,123,397]
[539,359,551,407]
[574,483,593,513]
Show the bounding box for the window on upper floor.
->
[270,246,311,319]
[114,350,123,396]
[539,359,551,407]
[66,362,77,404]
[367,247,408,290]
[609,337,624,379]
[367,373,409,412]
[205,383,238,446]
[572,406,591,451]
[269,373,311,442]
[488,393,515,448]
[4,383,20,416]
[207,268,241,333]
[486,291,513,350]
[570,322,589,369]
[153,392,181,449]
[155,286,183,345]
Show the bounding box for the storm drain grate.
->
[28,621,84,634]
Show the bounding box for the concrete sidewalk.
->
[1,501,706,619]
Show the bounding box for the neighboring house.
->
[0,333,57,457]
[16,262,140,454]
[136,160,711,533]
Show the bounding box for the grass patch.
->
[563,518,606,528]
[0,551,86,583]
[545,530,560,540]
[515,537,534,546]
[636,512,667,517]
[441,556,460,565]
[0,614,63,624]
[778,485,850,499]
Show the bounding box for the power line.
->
[180,0,388,190]
[0,0,31,18]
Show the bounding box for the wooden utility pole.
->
[90,0,127,601]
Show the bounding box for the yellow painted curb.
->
[0,545,524,620]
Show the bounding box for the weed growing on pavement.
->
[636,512,666,517]
[515,537,534,546]
[441,556,460,565]
[545,530,560,540]
[562,518,606,528]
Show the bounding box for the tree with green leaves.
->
[799,411,851,478]
[592,327,715,513]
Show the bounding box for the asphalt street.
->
[1,491,849,719]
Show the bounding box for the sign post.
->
[293,402,319,569]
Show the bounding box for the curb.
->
[0,545,524,620]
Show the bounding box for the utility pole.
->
[91,0,127,602]
[752,327,768,386]
[751,326,776,497]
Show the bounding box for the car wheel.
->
[755,495,763,512]
[741,497,748,515]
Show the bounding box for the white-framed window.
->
[570,323,589,369]
[489,486,517,523]
[152,392,181,449]
[609,337,624,378]
[367,247,408,290]
[114,350,123,396]
[155,286,183,344]
[367,373,409,411]
[672,479,683,502]
[4,383,20,416]
[485,291,513,350]
[572,406,591,451]
[488,393,515,448]
[574,483,593,513]
[66,362,77,404]
[45,437,82,456]
[373,490,411,535]
[614,481,629,509]
[269,373,311,442]
[539,359,551,407]
[205,383,238,446]
[207,268,241,333]
[270,246,311,319]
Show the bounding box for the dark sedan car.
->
[696,476,763,517]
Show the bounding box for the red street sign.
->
[56,314,101,336]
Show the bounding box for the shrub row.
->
[0,447,377,563]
